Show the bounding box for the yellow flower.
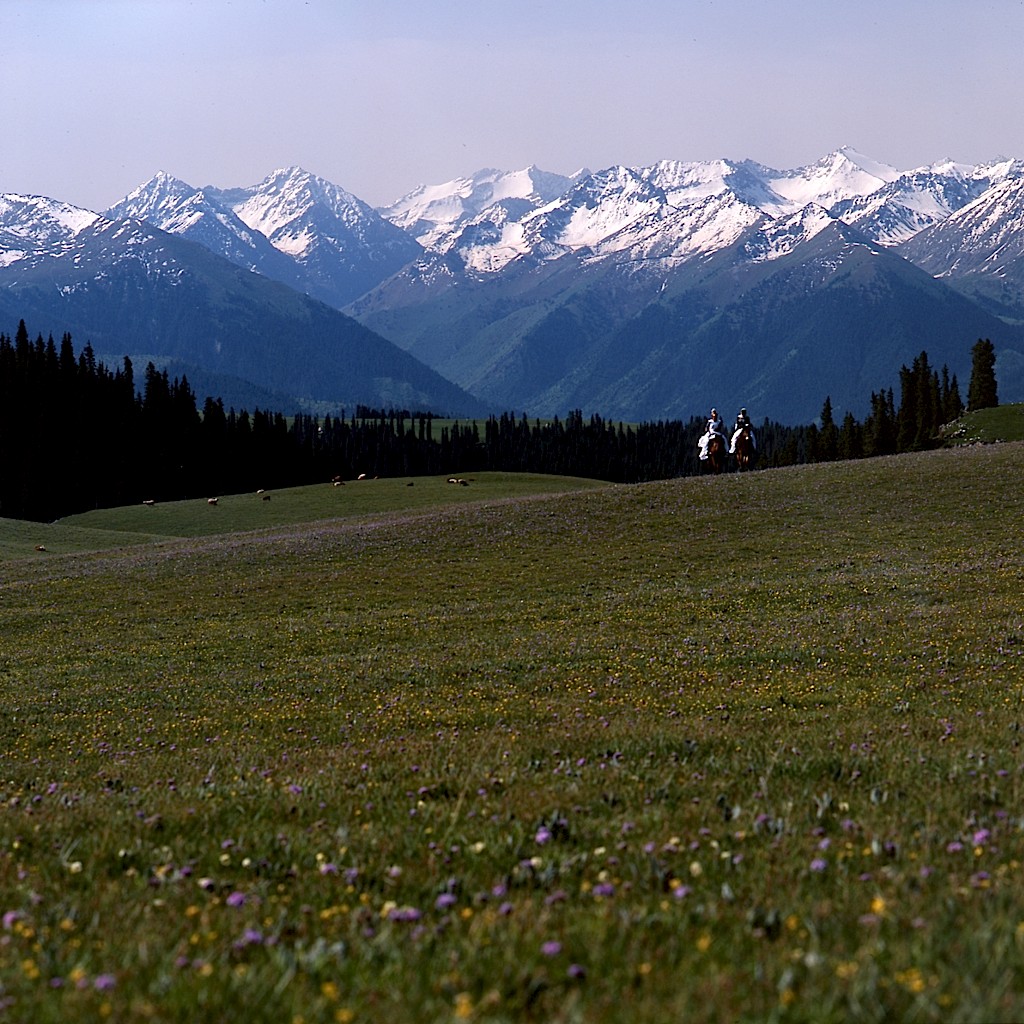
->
[870,896,887,916]
[454,992,474,1019]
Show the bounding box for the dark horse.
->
[706,432,726,475]
[733,425,755,471]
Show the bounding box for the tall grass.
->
[1,447,1023,1021]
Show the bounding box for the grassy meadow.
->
[1,447,1024,1022]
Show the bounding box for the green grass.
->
[942,402,1024,444]
[1,473,606,558]
[2,446,1024,1021]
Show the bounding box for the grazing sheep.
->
[357,473,367,480]
[34,545,46,552]
[333,480,344,487]
[142,499,156,506]
[207,497,219,506]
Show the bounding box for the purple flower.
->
[592,883,615,897]
[225,891,246,907]
[541,941,562,957]
[388,906,423,922]
[947,841,964,853]
[535,827,552,845]
[94,974,116,991]
[234,929,264,948]
[810,858,828,872]
[567,964,587,980]
[435,893,457,911]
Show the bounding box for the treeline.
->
[0,320,999,521]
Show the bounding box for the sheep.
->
[207,497,219,506]
[142,499,156,506]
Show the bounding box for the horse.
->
[705,432,726,475]
[733,425,755,471]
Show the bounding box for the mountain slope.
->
[898,175,1024,320]
[0,214,484,416]
[354,205,1023,422]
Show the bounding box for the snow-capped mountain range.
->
[2,147,1024,422]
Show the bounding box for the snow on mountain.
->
[379,166,576,249]
[585,191,766,268]
[760,146,901,210]
[216,166,421,263]
[105,172,299,280]
[382,149,912,281]
[899,175,1024,280]
[0,193,100,267]
[741,204,851,264]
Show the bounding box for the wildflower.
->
[226,891,246,907]
[542,941,562,957]
[435,893,457,911]
[387,906,423,922]
[568,964,586,980]
[810,858,828,872]
[535,827,552,845]
[94,974,117,991]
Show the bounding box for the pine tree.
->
[967,338,998,410]
[818,396,838,461]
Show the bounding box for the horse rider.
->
[729,407,756,454]
[698,407,727,461]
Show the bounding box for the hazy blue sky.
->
[4,0,1024,211]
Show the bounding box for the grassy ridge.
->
[1,446,1023,1021]
[943,403,1024,444]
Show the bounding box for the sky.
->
[4,0,1024,213]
